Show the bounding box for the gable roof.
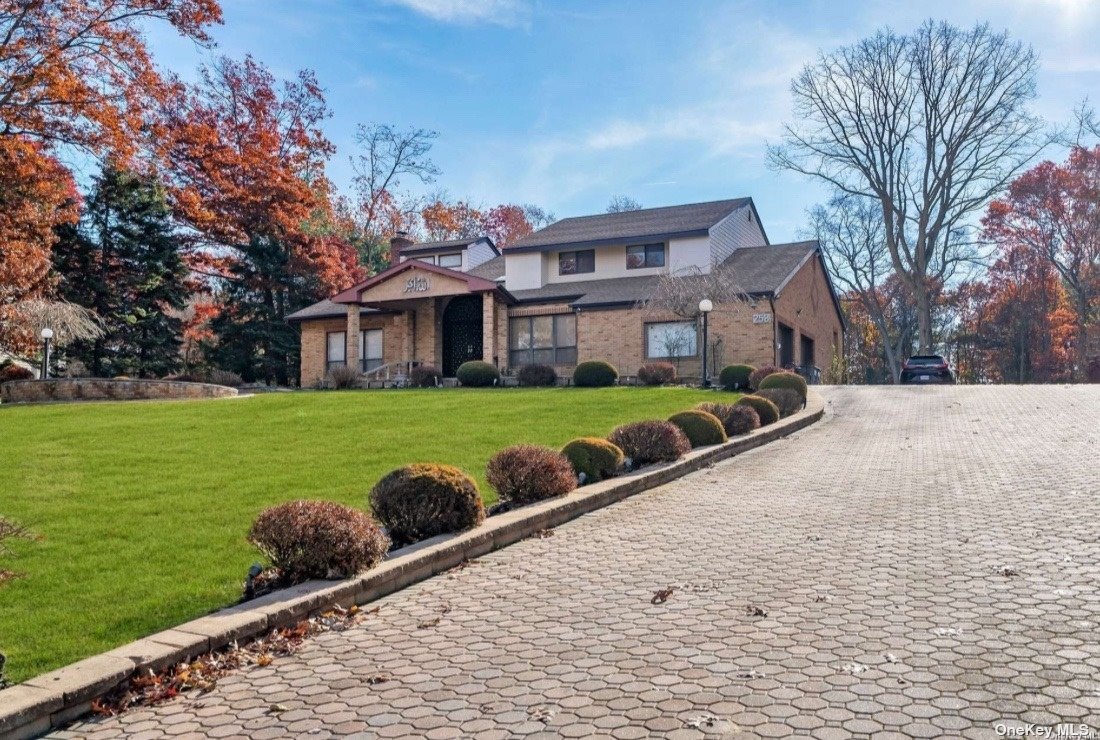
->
[401,236,498,255]
[720,241,819,294]
[329,259,506,304]
[506,198,752,253]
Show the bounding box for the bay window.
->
[509,314,577,366]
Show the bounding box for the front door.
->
[442,295,483,376]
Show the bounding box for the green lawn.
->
[0,387,720,682]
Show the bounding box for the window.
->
[626,243,665,269]
[360,329,383,372]
[326,331,346,372]
[437,253,462,269]
[558,249,595,275]
[800,334,815,366]
[509,314,577,366]
[645,321,697,359]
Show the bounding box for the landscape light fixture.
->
[699,299,713,388]
[40,327,54,380]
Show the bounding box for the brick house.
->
[287,199,845,386]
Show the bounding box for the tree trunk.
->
[915,288,934,353]
[1076,296,1089,383]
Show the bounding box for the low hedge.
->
[748,364,781,391]
[637,362,676,386]
[756,387,802,418]
[561,437,624,483]
[409,365,442,388]
[487,444,577,504]
[736,394,780,426]
[609,420,691,466]
[248,500,390,582]
[369,463,485,546]
[758,371,808,403]
[516,363,557,387]
[718,364,755,391]
[722,404,760,435]
[668,410,727,447]
[573,360,618,387]
[456,360,500,387]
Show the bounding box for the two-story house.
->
[287,198,845,385]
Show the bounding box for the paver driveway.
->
[56,386,1100,739]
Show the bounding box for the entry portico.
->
[328,260,515,379]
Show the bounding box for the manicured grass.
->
[0,387,722,682]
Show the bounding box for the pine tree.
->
[53,166,188,377]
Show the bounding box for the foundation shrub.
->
[608,420,691,466]
[456,360,500,387]
[748,364,781,391]
[486,444,577,505]
[561,437,624,483]
[0,364,34,383]
[325,365,361,389]
[409,365,442,388]
[736,394,780,426]
[637,362,676,386]
[516,363,557,387]
[573,360,618,387]
[758,371,808,403]
[756,387,802,418]
[369,463,485,546]
[668,410,727,447]
[248,500,390,582]
[718,364,755,391]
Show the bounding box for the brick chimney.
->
[389,231,414,266]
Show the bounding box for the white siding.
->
[466,238,497,269]
[709,205,767,264]
[668,235,711,274]
[504,252,544,290]
[546,244,669,284]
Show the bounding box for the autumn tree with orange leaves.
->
[983,146,1100,381]
[160,55,361,384]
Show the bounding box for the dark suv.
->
[900,355,955,384]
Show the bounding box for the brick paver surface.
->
[56,386,1100,739]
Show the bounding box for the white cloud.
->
[382,0,530,27]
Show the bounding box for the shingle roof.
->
[466,255,504,281]
[401,236,487,254]
[506,198,751,252]
[286,299,382,322]
[720,241,818,294]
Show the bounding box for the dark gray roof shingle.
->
[466,255,504,281]
[507,198,751,252]
[720,241,818,294]
[401,237,483,253]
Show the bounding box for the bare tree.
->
[642,264,753,319]
[351,123,441,242]
[1071,98,1100,146]
[522,203,556,230]
[770,21,1047,353]
[808,194,910,382]
[607,195,642,213]
[1,299,104,347]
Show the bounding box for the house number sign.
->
[752,313,773,324]
[404,276,431,293]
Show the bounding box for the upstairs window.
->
[558,249,595,275]
[626,243,665,269]
[438,253,462,269]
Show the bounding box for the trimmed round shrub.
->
[456,360,500,387]
[736,394,780,426]
[748,364,781,391]
[0,364,34,383]
[694,401,754,436]
[487,444,577,505]
[723,404,760,435]
[409,365,442,388]
[637,362,676,386]
[758,371,808,403]
[248,500,390,582]
[517,363,557,387]
[573,360,618,387]
[609,420,691,466]
[756,387,802,418]
[668,410,727,448]
[718,364,755,391]
[561,437,624,483]
[369,463,485,546]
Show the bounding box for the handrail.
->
[362,360,415,381]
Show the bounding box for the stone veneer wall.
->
[0,379,239,404]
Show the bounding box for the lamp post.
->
[698,299,713,388]
[40,327,54,380]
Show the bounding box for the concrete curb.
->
[0,392,824,739]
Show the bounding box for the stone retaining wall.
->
[0,379,238,404]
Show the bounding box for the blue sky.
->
[149,0,1100,243]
